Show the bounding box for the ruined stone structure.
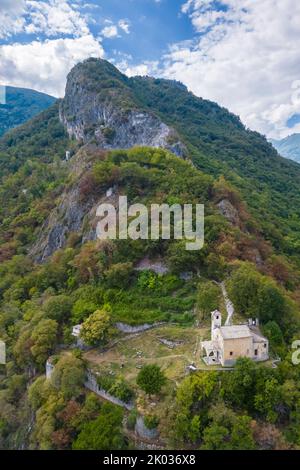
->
[201,310,269,367]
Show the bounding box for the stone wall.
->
[115,322,165,334]
[85,370,134,411]
[135,416,159,440]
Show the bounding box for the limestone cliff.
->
[29,146,110,262]
[59,59,186,157]
[30,59,189,261]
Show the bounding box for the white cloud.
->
[101,25,119,38]
[118,19,130,34]
[25,0,90,37]
[0,0,26,38]
[0,0,105,97]
[101,19,131,39]
[0,35,104,97]
[117,60,159,77]
[162,0,300,138]
[0,0,91,39]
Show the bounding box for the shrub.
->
[136,364,166,395]
[144,415,159,430]
[127,409,138,430]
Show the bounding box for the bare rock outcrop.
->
[59,59,186,158]
[217,198,239,225]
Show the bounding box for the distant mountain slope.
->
[0,86,56,137]
[270,134,300,163]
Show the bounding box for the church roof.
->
[219,324,252,340]
[251,330,268,343]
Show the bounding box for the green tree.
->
[262,321,285,356]
[144,415,159,430]
[254,378,281,423]
[230,415,256,450]
[256,280,286,323]
[201,423,230,450]
[80,309,111,346]
[201,402,255,450]
[105,262,133,288]
[109,378,134,404]
[197,281,220,319]
[71,298,98,324]
[174,372,217,444]
[221,357,256,409]
[136,364,166,395]
[206,253,226,281]
[43,295,73,321]
[30,319,58,367]
[228,263,261,314]
[228,263,288,325]
[51,354,86,399]
[167,240,205,274]
[28,376,48,410]
[72,403,126,450]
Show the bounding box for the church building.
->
[201,310,269,367]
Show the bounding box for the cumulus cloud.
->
[0,35,104,97]
[161,0,300,138]
[117,60,159,77]
[0,0,26,38]
[25,0,90,37]
[0,0,92,38]
[101,19,131,39]
[101,25,119,39]
[0,1,105,97]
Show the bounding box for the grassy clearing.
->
[84,324,208,385]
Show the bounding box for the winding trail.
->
[220,281,235,326]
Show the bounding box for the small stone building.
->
[201,310,269,367]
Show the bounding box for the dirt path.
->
[220,281,234,326]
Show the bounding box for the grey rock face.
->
[134,257,169,275]
[29,183,95,262]
[31,62,188,262]
[217,199,239,225]
[59,73,186,158]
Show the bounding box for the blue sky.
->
[0,0,300,139]
[0,0,194,62]
[88,0,194,62]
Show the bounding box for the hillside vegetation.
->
[0,59,300,450]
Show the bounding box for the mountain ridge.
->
[56,59,300,258]
[270,133,300,163]
[0,85,56,138]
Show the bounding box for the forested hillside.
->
[0,86,55,138]
[1,59,300,451]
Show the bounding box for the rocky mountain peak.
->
[59,58,186,158]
